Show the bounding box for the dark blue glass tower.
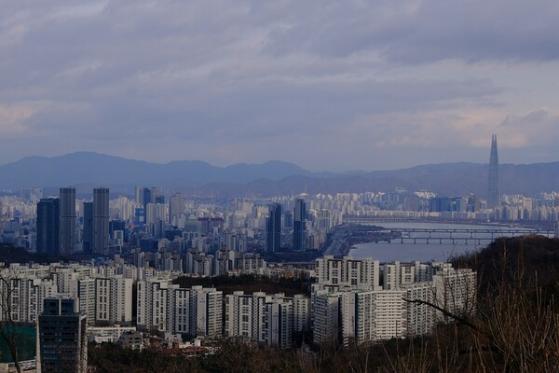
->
[82,201,93,254]
[293,199,306,251]
[36,198,60,255]
[39,297,87,373]
[266,203,282,252]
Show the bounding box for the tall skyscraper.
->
[488,134,500,208]
[59,187,76,256]
[38,297,88,373]
[82,201,93,254]
[293,199,306,251]
[36,198,60,255]
[138,187,160,210]
[169,193,186,226]
[93,188,110,255]
[266,203,282,252]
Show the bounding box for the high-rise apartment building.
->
[313,291,340,345]
[78,278,96,326]
[0,277,57,323]
[136,280,223,338]
[433,268,477,321]
[404,282,436,336]
[38,297,87,373]
[93,188,109,255]
[95,277,133,325]
[266,203,282,252]
[340,289,407,345]
[224,291,307,349]
[315,256,381,290]
[190,285,223,338]
[36,198,60,255]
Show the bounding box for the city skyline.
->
[1,1,559,170]
[1,2,558,372]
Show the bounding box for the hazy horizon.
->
[3,149,559,174]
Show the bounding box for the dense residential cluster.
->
[312,256,476,345]
[0,255,476,355]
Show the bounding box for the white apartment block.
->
[433,268,477,320]
[403,282,436,336]
[191,286,223,337]
[340,289,407,345]
[94,277,133,325]
[313,291,341,345]
[369,290,407,341]
[224,291,258,339]
[315,256,380,290]
[166,285,190,335]
[78,278,96,326]
[137,280,223,338]
[0,277,57,323]
[224,291,307,349]
[293,294,310,333]
[262,297,293,349]
[136,278,169,332]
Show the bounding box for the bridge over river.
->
[388,227,554,245]
[343,216,555,245]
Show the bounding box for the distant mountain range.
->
[0,152,308,189]
[190,162,559,198]
[0,152,557,197]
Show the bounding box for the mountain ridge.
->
[0,152,558,197]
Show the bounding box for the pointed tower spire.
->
[488,134,499,208]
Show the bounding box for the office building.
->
[146,202,168,238]
[59,187,76,255]
[82,201,93,254]
[293,199,306,251]
[169,193,186,226]
[93,188,109,255]
[266,203,282,253]
[36,198,59,255]
[38,297,87,373]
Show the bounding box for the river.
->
[349,222,536,262]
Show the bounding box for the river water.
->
[349,222,535,262]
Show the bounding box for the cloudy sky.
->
[1,0,558,170]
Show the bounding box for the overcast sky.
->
[1,0,558,170]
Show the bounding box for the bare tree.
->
[0,270,22,373]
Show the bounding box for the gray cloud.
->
[0,0,557,170]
